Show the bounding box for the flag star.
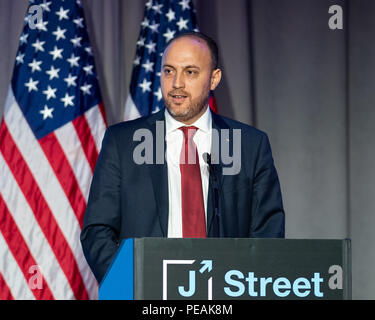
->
[35,20,48,32]
[153,105,160,113]
[45,65,60,80]
[165,8,176,22]
[73,17,84,28]
[40,105,54,120]
[83,64,94,76]
[80,83,92,95]
[152,3,163,14]
[67,53,80,67]
[24,14,31,26]
[43,85,57,100]
[137,37,145,47]
[55,6,69,20]
[64,73,77,87]
[70,35,82,48]
[28,58,42,72]
[16,52,25,65]
[149,21,160,33]
[133,56,141,66]
[141,18,149,29]
[52,26,67,41]
[145,0,152,9]
[141,59,154,73]
[163,28,175,43]
[19,33,28,44]
[84,46,93,55]
[176,17,189,30]
[61,93,75,107]
[24,77,39,92]
[40,1,51,12]
[145,41,156,54]
[31,38,45,52]
[179,0,190,10]
[154,87,162,101]
[138,78,152,93]
[49,46,63,60]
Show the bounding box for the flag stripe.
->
[0,193,54,300]
[54,121,93,201]
[0,271,14,300]
[39,132,87,228]
[85,104,107,155]
[99,102,108,127]
[72,114,99,173]
[50,122,99,300]
[209,94,218,113]
[5,91,84,251]
[0,120,88,300]
[124,96,141,121]
[0,231,34,300]
[0,143,73,300]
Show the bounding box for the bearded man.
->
[81,32,285,283]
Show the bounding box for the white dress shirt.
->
[165,106,212,238]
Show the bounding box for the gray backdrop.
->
[0,0,374,299]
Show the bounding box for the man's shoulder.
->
[212,113,267,139]
[106,110,164,136]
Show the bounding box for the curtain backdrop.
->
[1,0,374,299]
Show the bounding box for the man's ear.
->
[210,68,222,91]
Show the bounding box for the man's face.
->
[161,36,221,124]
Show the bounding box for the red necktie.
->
[179,126,207,238]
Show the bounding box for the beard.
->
[163,88,210,123]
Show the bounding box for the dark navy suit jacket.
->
[80,109,285,283]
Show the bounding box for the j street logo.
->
[162,259,344,300]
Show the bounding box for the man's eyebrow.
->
[162,64,175,69]
[162,64,200,70]
[184,65,200,70]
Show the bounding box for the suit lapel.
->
[147,110,169,237]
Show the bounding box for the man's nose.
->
[173,72,185,89]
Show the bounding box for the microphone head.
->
[203,152,211,164]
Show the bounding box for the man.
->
[81,32,285,283]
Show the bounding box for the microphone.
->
[203,152,215,181]
[203,153,221,237]
[203,152,212,168]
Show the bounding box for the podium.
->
[99,238,351,300]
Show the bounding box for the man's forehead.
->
[162,36,211,66]
[163,35,210,56]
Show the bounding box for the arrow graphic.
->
[199,260,212,273]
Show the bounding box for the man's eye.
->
[164,69,172,74]
[186,70,197,75]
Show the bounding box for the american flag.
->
[0,0,106,299]
[124,0,217,121]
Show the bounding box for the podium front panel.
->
[99,238,351,300]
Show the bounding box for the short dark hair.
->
[164,31,219,70]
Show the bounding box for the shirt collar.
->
[165,106,212,134]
